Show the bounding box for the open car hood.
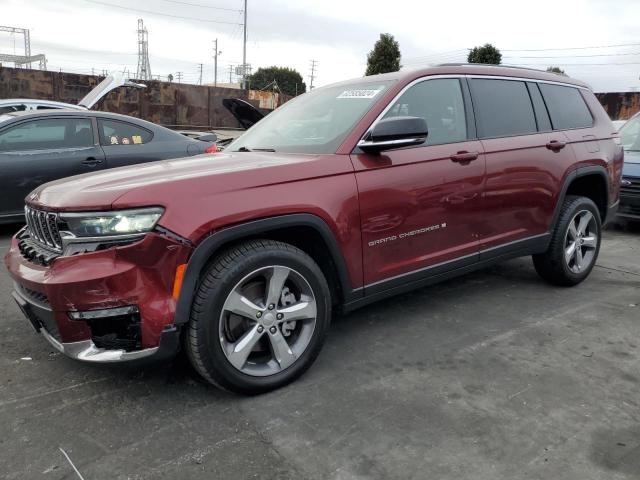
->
[222,98,265,129]
[78,74,147,109]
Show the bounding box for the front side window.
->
[0,117,93,152]
[98,119,153,146]
[470,79,537,138]
[228,80,394,154]
[538,84,593,130]
[382,78,467,145]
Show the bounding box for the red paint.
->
[4,65,622,352]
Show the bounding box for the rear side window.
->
[98,119,153,146]
[0,118,93,152]
[470,79,537,138]
[538,84,593,130]
[383,78,467,145]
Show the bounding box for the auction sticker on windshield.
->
[337,89,382,99]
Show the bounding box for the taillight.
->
[205,144,218,154]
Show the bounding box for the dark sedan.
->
[0,109,216,223]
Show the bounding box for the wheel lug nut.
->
[256,312,262,318]
[269,326,277,334]
[268,304,275,310]
[276,313,283,320]
[257,326,264,333]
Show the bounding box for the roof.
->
[327,64,591,90]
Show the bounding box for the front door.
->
[0,116,105,217]
[351,77,485,289]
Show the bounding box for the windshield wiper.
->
[234,146,276,152]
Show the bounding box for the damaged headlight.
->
[59,208,164,237]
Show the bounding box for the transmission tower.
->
[0,26,47,69]
[309,59,318,90]
[135,18,152,80]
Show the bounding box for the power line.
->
[506,51,640,59]
[81,0,243,25]
[156,0,242,11]
[503,42,640,52]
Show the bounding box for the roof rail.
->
[437,63,549,73]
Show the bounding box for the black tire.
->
[185,239,331,394]
[533,195,602,286]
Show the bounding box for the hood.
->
[623,150,640,178]
[78,74,147,109]
[223,98,265,129]
[28,151,349,212]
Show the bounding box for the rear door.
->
[468,78,576,252]
[352,77,485,288]
[97,118,193,167]
[0,116,105,217]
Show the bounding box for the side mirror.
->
[358,116,428,153]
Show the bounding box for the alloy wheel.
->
[218,265,317,376]
[564,210,598,274]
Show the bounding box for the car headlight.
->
[59,208,164,237]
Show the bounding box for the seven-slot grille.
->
[24,206,63,252]
[621,176,640,197]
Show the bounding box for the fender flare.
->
[549,165,610,231]
[173,213,359,325]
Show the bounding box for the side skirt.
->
[341,233,550,313]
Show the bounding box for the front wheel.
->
[185,239,331,394]
[533,195,602,286]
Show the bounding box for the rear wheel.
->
[185,239,331,394]
[533,195,601,286]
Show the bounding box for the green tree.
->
[365,33,401,76]
[467,44,502,64]
[546,66,566,75]
[247,66,306,96]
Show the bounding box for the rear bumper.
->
[5,231,192,362]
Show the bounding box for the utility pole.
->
[213,38,221,87]
[176,71,183,84]
[198,63,203,85]
[309,59,318,90]
[242,0,247,89]
[135,18,152,80]
[229,64,233,83]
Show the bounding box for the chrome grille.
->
[24,206,62,252]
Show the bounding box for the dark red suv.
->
[5,65,623,393]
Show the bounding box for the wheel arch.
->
[173,214,359,325]
[551,166,610,230]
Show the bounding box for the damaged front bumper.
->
[5,230,192,363]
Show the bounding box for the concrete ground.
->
[0,222,639,480]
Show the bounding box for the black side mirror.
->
[358,116,428,153]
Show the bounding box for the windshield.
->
[228,80,394,154]
[620,115,640,156]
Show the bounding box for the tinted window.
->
[382,78,467,145]
[538,84,593,130]
[526,82,552,132]
[0,104,26,114]
[99,119,153,146]
[470,79,537,138]
[0,118,93,152]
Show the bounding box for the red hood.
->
[28,151,351,212]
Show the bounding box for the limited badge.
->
[110,135,119,145]
[122,137,130,145]
[132,135,142,144]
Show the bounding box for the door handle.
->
[81,157,103,166]
[450,151,479,164]
[546,140,566,151]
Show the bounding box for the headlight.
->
[59,208,164,237]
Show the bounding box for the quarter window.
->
[0,118,93,152]
[98,119,153,146]
[470,79,537,138]
[383,78,467,145]
[538,84,593,130]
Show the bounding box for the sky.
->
[1,0,640,92]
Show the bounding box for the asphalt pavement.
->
[1,221,639,480]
